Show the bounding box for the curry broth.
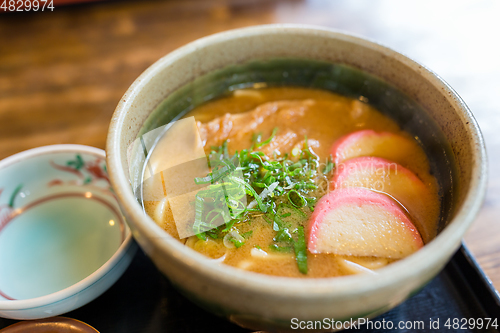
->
[144,87,440,278]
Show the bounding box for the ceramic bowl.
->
[106,25,487,332]
[0,145,137,320]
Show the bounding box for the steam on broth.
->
[143,87,440,278]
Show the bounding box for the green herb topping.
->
[192,128,330,274]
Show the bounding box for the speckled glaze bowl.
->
[106,25,487,332]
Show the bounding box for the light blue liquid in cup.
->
[0,195,122,300]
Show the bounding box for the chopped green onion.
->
[255,127,278,148]
[207,231,219,239]
[229,176,267,212]
[288,190,307,208]
[263,215,273,225]
[272,221,280,231]
[222,219,238,232]
[189,127,324,275]
[274,228,292,242]
[289,161,302,170]
[196,232,207,241]
[222,140,229,159]
[230,238,245,248]
[241,230,253,239]
[323,154,335,175]
[294,226,308,274]
[306,197,318,211]
[250,151,265,157]
[294,182,317,190]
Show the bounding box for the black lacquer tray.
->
[1,243,499,332]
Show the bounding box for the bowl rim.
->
[106,24,488,297]
[0,144,133,310]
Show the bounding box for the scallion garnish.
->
[255,127,278,148]
[241,230,253,239]
[323,154,335,175]
[231,238,244,248]
[274,228,293,242]
[287,190,307,208]
[294,226,308,274]
[192,130,324,274]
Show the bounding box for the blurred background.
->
[1,0,499,291]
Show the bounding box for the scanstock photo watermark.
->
[290,317,498,330]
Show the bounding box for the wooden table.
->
[1,0,498,291]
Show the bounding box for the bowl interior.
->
[0,147,127,301]
[130,58,457,235]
